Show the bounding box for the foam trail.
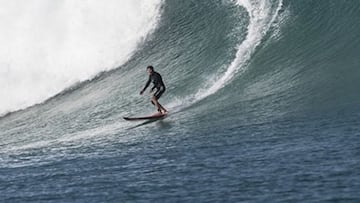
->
[198,0,284,99]
[168,0,283,112]
[0,0,163,115]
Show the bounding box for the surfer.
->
[140,66,168,114]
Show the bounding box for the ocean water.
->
[1,0,360,202]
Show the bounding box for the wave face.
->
[1,0,360,202]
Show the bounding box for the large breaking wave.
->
[0,0,163,115]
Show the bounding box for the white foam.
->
[167,0,284,112]
[197,0,284,99]
[0,0,163,115]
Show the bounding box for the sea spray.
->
[0,0,163,115]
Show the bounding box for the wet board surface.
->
[123,113,167,121]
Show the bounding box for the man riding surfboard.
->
[140,66,168,114]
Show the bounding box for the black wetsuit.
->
[142,71,166,99]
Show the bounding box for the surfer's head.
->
[146,66,154,75]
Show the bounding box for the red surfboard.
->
[123,112,167,121]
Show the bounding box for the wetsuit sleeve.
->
[142,77,151,92]
[151,85,156,92]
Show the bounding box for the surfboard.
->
[123,112,167,121]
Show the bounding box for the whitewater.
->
[0,0,162,115]
[1,0,360,202]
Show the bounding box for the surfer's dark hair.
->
[147,66,154,71]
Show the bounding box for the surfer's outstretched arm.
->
[140,77,151,95]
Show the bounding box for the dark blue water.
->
[1,0,360,202]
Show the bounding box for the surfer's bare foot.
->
[161,110,168,114]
